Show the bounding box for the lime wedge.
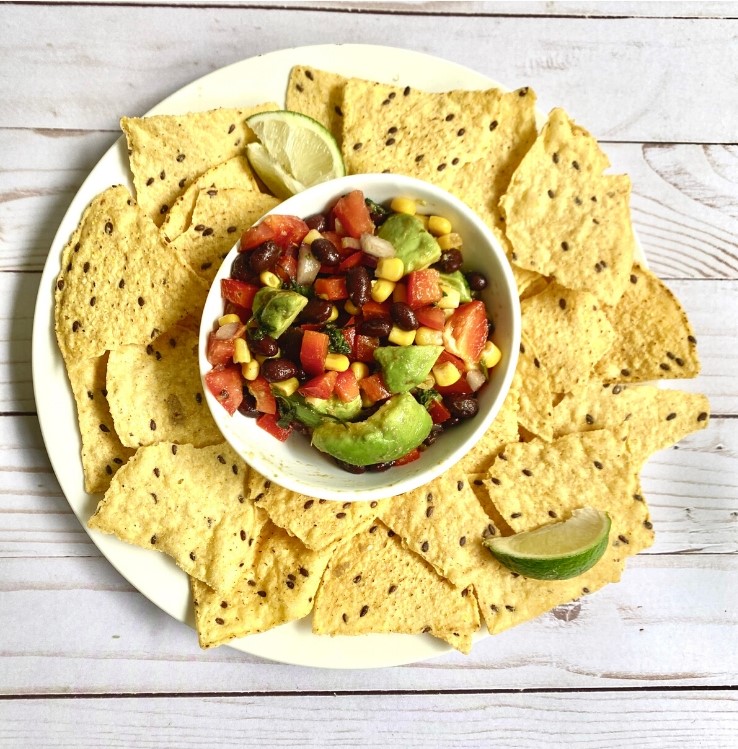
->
[246,111,346,199]
[483,507,611,580]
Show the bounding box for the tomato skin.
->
[240,222,274,251]
[334,370,360,403]
[433,351,473,396]
[332,190,375,239]
[427,398,452,424]
[204,365,244,416]
[221,279,259,311]
[353,334,379,363]
[273,248,297,283]
[240,215,309,252]
[314,277,348,301]
[246,375,277,415]
[415,305,445,331]
[298,370,337,399]
[443,300,488,364]
[341,324,356,352]
[358,373,391,405]
[256,412,292,442]
[300,330,330,376]
[206,334,236,367]
[394,447,421,466]
[338,251,364,271]
[407,269,443,309]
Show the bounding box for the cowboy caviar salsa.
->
[204,190,501,472]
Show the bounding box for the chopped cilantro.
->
[285,280,312,297]
[415,388,441,408]
[326,324,351,355]
[276,397,297,429]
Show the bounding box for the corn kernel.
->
[218,313,241,326]
[233,338,251,364]
[481,340,502,368]
[416,214,430,229]
[437,283,461,310]
[350,361,369,380]
[415,326,444,346]
[427,215,453,237]
[392,282,407,303]
[270,377,300,397]
[375,256,404,282]
[303,229,323,245]
[390,197,416,215]
[416,374,436,390]
[260,270,282,288]
[432,361,461,387]
[325,353,350,372]
[344,300,361,315]
[388,325,416,346]
[371,278,396,303]
[241,360,260,381]
[437,232,463,251]
[326,304,339,323]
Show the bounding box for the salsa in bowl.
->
[198,174,520,501]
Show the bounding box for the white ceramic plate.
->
[32,44,537,668]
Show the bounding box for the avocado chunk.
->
[438,271,472,303]
[373,345,443,394]
[311,392,432,466]
[378,213,441,273]
[252,287,307,338]
[305,394,362,421]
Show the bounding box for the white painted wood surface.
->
[1,2,736,747]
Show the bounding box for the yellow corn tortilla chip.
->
[121,103,278,225]
[469,473,513,534]
[191,520,335,648]
[514,334,554,441]
[89,442,263,593]
[312,521,479,653]
[246,471,385,551]
[500,108,635,306]
[595,264,701,382]
[170,188,280,282]
[286,65,346,146]
[521,283,616,394]
[106,325,222,448]
[160,155,261,243]
[54,186,208,362]
[65,353,135,494]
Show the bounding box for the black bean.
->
[335,459,366,474]
[367,461,394,472]
[305,213,327,232]
[347,265,371,307]
[445,394,479,420]
[261,358,298,383]
[279,327,304,361]
[231,252,255,283]
[249,241,280,273]
[390,302,418,331]
[311,238,340,265]
[248,332,279,357]
[423,424,444,447]
[358,317,392,337]
[300,298,333,324]
[237,391,259,418]
[466,271,488,291]
[435,249,463,273]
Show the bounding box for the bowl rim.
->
[198,172,521,501]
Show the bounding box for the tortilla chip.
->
[312,521,479,653]
[106,325,222,448]
[121,103,278,225]
[514,335,554,441]
[246,471,385,551]
[521,283,616,394]
[66,353,135,493]
[499,108,635,306]
[469,473,513,534]
[160,155,261,243]
[170,188,280,282]
[89,442,263,593]
[54,186,208,361]
[191,520,334,648]
[595,264,701,382]
[286,66,346,146]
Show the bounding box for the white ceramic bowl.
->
[199,173,520,501]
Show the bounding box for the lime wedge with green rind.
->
[483,507,611,580]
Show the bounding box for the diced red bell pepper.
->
[334,370,360,403]
[338,251,365,271]
[298,370,338,400]
[256,412,292,442]
[358,373,391,406]
[394,448,421,467]
[392,282,407,303]
[353,334,380,363]
[300,330,330,376]
[427,398,452,424]
[246,375,277,415]
[415,305,446,331]
[206,333,236,367]
[407,269,443,309]
[332,190,375,239]
[443,300,488,365]
[314,277,348,301]
[241,214,309,251]
[341,324,357,353]
[221,279,259,311]
[204,365,244,416]
[361,299,391,320]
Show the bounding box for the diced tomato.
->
[206,333,236,367]
[415,305,446,331]
[394,448,421,467]
[434,351,473,396]
[298,370,337,399]
[314,277,348,301]
[332,190,375,239]
[341,324,356,352]
[246,375,277,415]
[406,269,443,309]
[223,301,251,323]
[353,334,380,363]
[256,412,292,442]
[361,299,391,320]
[392,282,407,303]
[241,214,309,252]
[300,330,330,376]
[239,221,274,251]
[338,251,364,271]
[221,279,259,310]
[204,365,244,416]
[334,370,360,403]
[427,398,452,424]
[443,300,488,364]
[358,373,391,406]
[273,248,297,283]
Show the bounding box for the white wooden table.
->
[2,2,737,746]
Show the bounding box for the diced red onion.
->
[341,236,361,250]
[466,369,487,392]
[215,322,241,340]
[360,233,396,258]
[296,243,322,286]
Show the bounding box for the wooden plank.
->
[1,6,736,142]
